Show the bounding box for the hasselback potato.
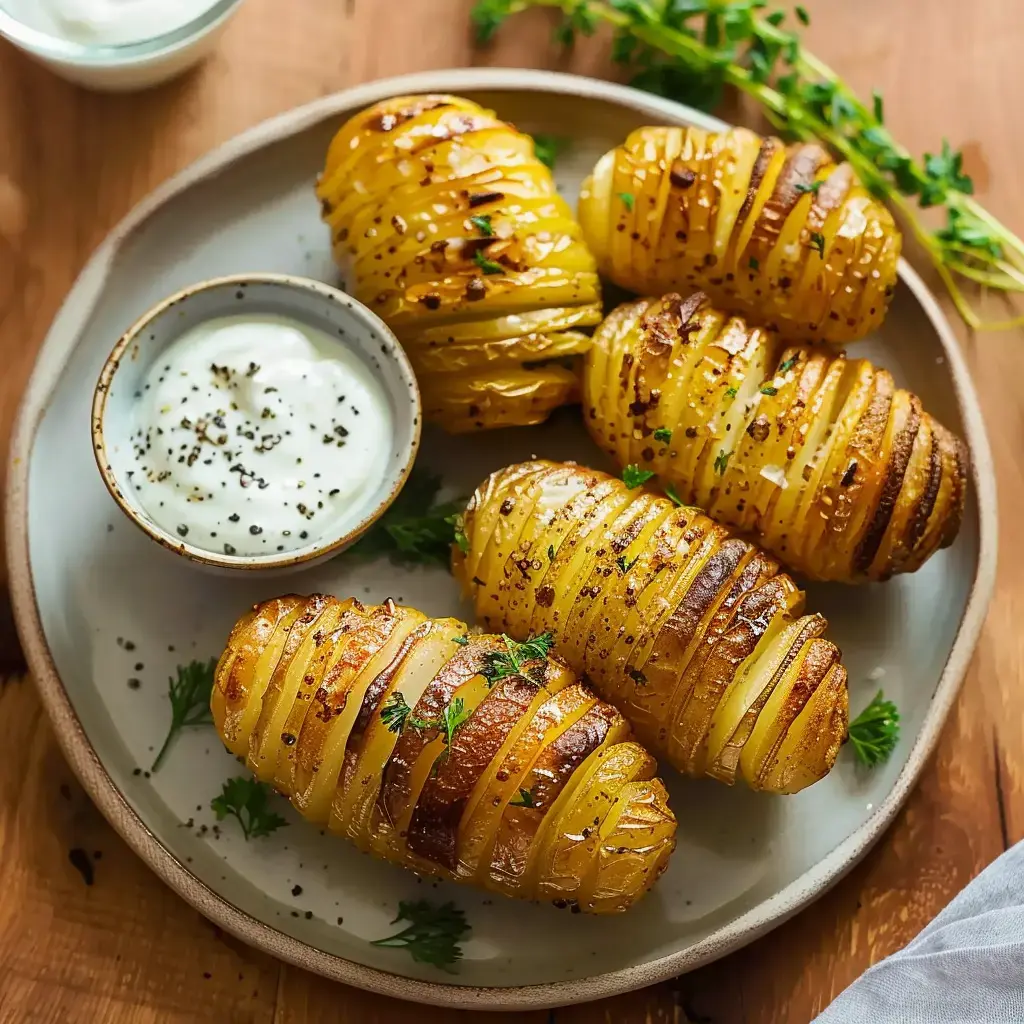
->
[584,293,968,583]
[212,595,675,913]
[578,126,901,344]
[317,94,602,432]
[454,461,849,794]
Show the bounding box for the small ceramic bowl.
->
[0,0,245,92]
[91,274,421,575]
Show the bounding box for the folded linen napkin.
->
[814,840,1024,1023]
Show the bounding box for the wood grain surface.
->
[0,1,1019,1021]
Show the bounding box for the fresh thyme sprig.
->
[210,777,289,840]
[371,900,470,971]
[151,658,217,772]
[473,0,1024,330]
[848,690,900,767]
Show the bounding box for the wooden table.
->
[0,1,1019,1020]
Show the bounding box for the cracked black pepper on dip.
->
[128,315,392,556]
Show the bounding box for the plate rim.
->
[3,67,999,1011]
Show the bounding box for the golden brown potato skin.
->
[584,294,968,583]
[578,126,901,344]
[317,94,602,433]
[454,461,849,794]
[211,595,675,913]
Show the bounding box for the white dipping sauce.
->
[4,0,217,45]
[129,315,393,558]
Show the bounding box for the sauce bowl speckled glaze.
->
[91,273,421,575]
[5,70,996,1010]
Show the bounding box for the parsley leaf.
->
[778,357,798,375]
[748,256,759,271]
[622,464,655,489]
[618,191,635,211]
[211,777,288,840]
[665,483,684,507]
[483,633,554,684]
[509,787,536,808]
[848,691,900,767]
[808,231,826,257]
[532,134,567,169]
[795,180,822,194]
[151,658,217,772]
[469,214,494,236]
[725,386,739,399]
[653,426,672,443]
[453,634,470,646]
[371,900,470,972]
[345,467,464,568]
[616,553,640,573]
[473,249,504,275]
[760,385,779,396]
[447,512,470,555]
[714,450,731,475]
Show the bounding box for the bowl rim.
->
[0,0,244,64]
[89,271,422,572]
[3,67,998,1011]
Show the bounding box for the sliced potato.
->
[579,126,900,344]
[212,595,675,913]
[583,294,968,583]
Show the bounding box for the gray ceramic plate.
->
[4,69,997,1010]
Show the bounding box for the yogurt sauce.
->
[129,315,393,558]
[4,0,218,45]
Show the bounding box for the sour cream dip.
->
[128,315,393,558]
[3,0,218,45]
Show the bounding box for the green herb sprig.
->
[151,658,217,772]
[532,133,568,168]
[345,467,465,568]
[848,690,900,767]
[211,777,289,840]
[371,900,470,971]
[622,464,656,489]
[483,632,555,684]
[473,0,1024,330]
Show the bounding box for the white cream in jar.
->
[3,0,219,45]
[128,315,393,558]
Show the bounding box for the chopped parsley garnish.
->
[532,133,567,169]
[473,249,504,275]
[381,691,434,734]
[795,180,822,194]
[760,385,779,396]
[453,634,470,646]
[345,467,464,568]
[748,256,759,271]
[210,777,288,840]
[469,214,494,236]
[714,449,731,475]
[622,464,655,489]
[483,633,555,684]
[447,512,470,555]
[665,483,684,506]
[371,900,470,972]
[848,691,900,767]
[618,191,635,211]
[778,357,798,375]
[616,553,640,574]
[653,426,672,443]
[725,386,739,399]
[151,658,217,772]
[808,231,826,257]
[628,667,647,686]
[547,544,555,561]
[509,787,536,808]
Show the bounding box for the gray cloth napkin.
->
[814,840,1024,1023]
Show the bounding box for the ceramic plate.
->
[5,69,997,1010]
